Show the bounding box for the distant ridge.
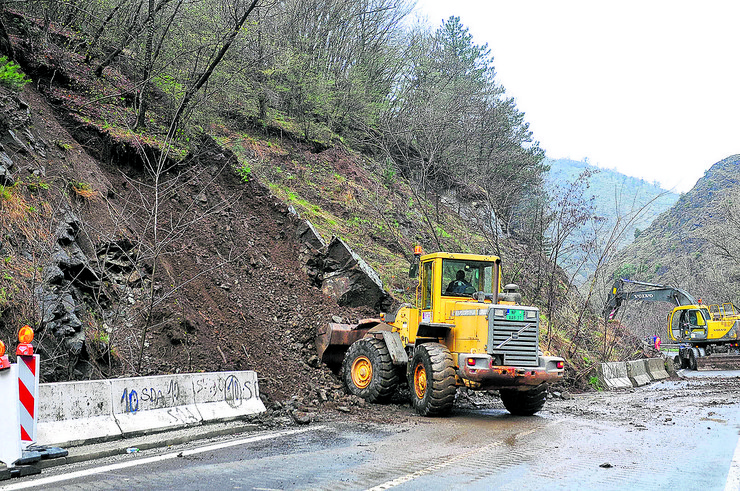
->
[544,158,680,283]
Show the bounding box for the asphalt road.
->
[7,371,740,491]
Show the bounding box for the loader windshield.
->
[442,259,495,297]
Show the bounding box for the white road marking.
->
[3,426,323,490]
[365,427,539,491]
[726,432,740,491]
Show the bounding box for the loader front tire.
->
[342,337,399,403]
[499,384,547,416]
[409,343,456,416]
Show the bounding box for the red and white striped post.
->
[0,339,21,467]
[17,354,39,447]
[16,326,38,449]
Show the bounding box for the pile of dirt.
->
[0,55,382,414]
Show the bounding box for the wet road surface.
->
[8,372,740,491]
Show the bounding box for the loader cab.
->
[416,252,501,325]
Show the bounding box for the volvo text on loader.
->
[316,249,565,416]
[604,278,740,370]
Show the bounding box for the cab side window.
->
[422,261,433,310]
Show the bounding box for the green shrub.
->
[588,375,603,391]
[236,163,251,182]
[0,57,30,91]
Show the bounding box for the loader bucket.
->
[316,318,382,370]
[696,353,740,371]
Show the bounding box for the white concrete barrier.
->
[37,379,120,447]
[37,371,265,447]
[112,374,202,437]
[626,360,651,387]
[645,358,670,381]
[598,362,632,389]
[193,371,262,421]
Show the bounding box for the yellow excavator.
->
[604,279,740,370]
[317,248,564,416]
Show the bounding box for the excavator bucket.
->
[696,354,740,371]
[316,318,383,369]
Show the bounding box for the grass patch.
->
[69,181,99,200]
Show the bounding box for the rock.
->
[0,151,12,169]
[127,270,144,285]
[295,220,326,250]
[0,165,12,185]
[7,129,29,153]
[319,237,392,311]
[55,222,76,246]
[307,354,320,368]
[331,315,343,323]
[66,332,85,355]
[336,406,351,413]
[599,463,613,468]
[290,411,313,425]
[42,264,65,285]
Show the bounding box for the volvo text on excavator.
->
[604,279,740,370]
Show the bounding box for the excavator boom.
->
[604,279,697,320]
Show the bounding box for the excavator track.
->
[696,353,740,371]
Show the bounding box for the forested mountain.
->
[605,155,740,304]
[0,1,643,391]
[544,158,679,284]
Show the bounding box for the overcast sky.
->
[412,0,740,193]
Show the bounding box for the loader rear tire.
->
[500,384,547,416]
[408,343,456,416]
[342,337,399,403]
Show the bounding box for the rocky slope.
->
[0,80,388,413]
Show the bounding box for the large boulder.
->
[321,237,391,311]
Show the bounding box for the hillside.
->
[603,155,740,337]
[0,6,648,406]
[545,158,679,283]
[546,158,679,242]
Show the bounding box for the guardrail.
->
[37,371,265,448]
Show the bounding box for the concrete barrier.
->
[37,371,265,447]
[626,360,651,387]
[598,362,632,389]
[645,358,670,381]
[112,374,201,437]
[193,371,262,421]
[37,379,120,447]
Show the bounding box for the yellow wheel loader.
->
[317,249,565,416]
[604,279,740,370]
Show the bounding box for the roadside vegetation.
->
[0,0,657,389]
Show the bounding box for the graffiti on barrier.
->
[194,374,258,408]
[119,379,181,413]
[119,373,258,414]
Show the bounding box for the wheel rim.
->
[414,363,427,399]
[351,356,373,389]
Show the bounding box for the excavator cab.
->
[669,307,709,341]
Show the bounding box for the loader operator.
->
[446,270,471,294]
